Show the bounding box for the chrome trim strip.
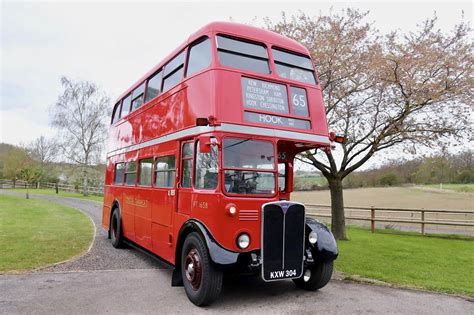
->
[107,123,330,157]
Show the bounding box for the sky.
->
[1,0,472,168]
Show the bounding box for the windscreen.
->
[223,138,275,195]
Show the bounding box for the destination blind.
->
[241,77,289,114]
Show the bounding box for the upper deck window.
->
[131,83,145,111]
[162,51,185,92]
[111,101,121,124]
[121,94,132,117]
[272,48,316,85]
[216,35,270,74]
[145,70,162,102]
[186,38,212,77]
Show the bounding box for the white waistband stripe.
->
[107,123,330,157]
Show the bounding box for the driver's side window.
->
[194,140,218,190]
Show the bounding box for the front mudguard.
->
[172,220,239,286]
[305,217,338,262]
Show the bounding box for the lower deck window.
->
[114,163,125,184]
[155,156,176,188]
[138,158,153,186]
[124,162,137,186]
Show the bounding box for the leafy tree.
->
[379,173,399,186]
[267,10,473,239]
[18,167,42,199]
[2,147,32,186]
[50,77,110,196]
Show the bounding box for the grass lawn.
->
[0,194,94,273]
[335,226,474,297]
[424,183,474,193]
[10,188,104,203]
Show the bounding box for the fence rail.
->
[2,179,473,234]
[0,179,104,196]
[305,203,474,234]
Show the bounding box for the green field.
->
[424,183,474,193]
[336,227,474,297]
[0,194,94,272]
[10,188,104,202]
[293,176,327,190]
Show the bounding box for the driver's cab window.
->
[181,142,193,188]
[195,140,218,189]
[278,163,286,191]
[222,138,276,195]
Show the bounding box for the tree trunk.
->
[328,178,347,240]
[26,187,29,199]
[82,166,89,196]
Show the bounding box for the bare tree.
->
[27,136,58,165]
[267,10,473,239]
[51,77,110,196]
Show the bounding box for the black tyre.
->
[110,209,125,248]
[293,261,333,291]
[181,232,223,306]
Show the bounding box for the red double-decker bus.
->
[102,22,338,306]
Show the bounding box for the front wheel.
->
[181,232,223,306]
[293,261,333,291]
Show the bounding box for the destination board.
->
[244,112,311,130]
[241,78,289,114]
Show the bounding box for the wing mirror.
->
[199,136,219,153]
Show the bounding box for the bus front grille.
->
[261,202,305,281]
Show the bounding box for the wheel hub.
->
[184,248,202,290]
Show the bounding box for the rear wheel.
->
[181,232,223,306]
[293,261,333,291]
[110,210,124,248]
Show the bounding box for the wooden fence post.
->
[371,207,375,233]
[421,210,425,235]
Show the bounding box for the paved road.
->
[1,191,473,314]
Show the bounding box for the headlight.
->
[308,231,318,245]
[226,203,237,216]
[237,233,250,249]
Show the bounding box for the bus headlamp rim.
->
[308,231,318,245]
[237,233,250,249]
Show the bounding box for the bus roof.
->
[117,21,310,102]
